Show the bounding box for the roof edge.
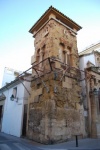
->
[29,6,82,33]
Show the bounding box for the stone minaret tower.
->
[27,6,86,144]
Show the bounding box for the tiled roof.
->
[29,6,82,33]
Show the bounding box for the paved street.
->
[0,132,41,150]
[0,132,100,150]
[39,138,100,150]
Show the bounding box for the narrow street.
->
[0,132,41,150]
[0,132,100,150]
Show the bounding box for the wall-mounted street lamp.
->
[10,94,14,101]
[10,94,18,102]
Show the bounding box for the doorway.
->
[0,105,3,130]
[22,104,27,136]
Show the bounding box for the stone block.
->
[34,95,39,103]
[55,61,61,68]
[36,78,41,85]
[62,77,72,88]
[65,77,71,82]
[30,88,43,101]
[48,51,52,57]
[76,103,80,110]
[36,88,43,96]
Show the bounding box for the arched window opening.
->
[41,45,45,67]
[67,47,72,66]
[42,45,45,60]
[59,43,66,63]
[62,51,66,64]
[41,45,46,66]
[36,49,40,63]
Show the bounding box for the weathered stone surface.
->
[27,8,85,144]
[30,88,43,102]
[27,70,85,143]
[55,61,61,69]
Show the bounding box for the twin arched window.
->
[36,45,45,68]
[59,43,72,66]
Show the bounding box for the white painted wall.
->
[79,53,96,112]
[2,69,15,87]
[2,67,21,87]
[1,80,30,137]
[79,53,95,70]
[84,53,96,67]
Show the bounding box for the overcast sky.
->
[0,0,100,87]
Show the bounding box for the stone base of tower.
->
[27,72,86,144]
[27,108,85,144]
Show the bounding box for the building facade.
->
[2,67,22,87]
[0,94,5,130]
[27,6,86,144]
[0,74,31,137]
[0,67,23,131]
[79,41,100,138]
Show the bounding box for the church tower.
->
[27,6,86,144]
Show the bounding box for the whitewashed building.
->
[79,41,100,138]
[0,74,31,137]
[79,41,100,108]
[0,67,22,131]
[2,67,22,87]
[79,41,100,70]
[0,94,6,130]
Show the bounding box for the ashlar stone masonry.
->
[27,6,86,144]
